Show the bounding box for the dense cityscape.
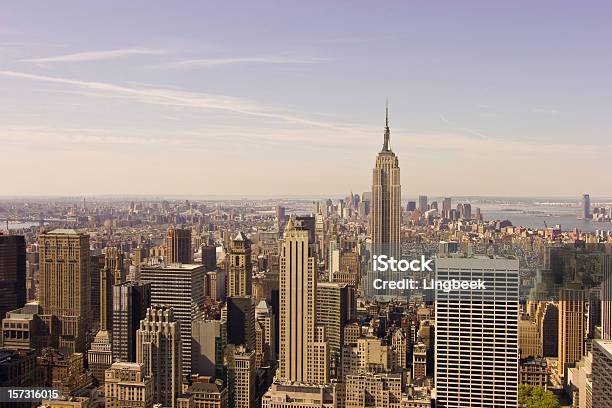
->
[3,2,612,408]
[1,112,612,408]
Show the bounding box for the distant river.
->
[478,203,610,232]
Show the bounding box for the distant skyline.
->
[1,2,611,196]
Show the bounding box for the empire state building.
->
[369,104,401,297]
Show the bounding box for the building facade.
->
[435,256,520,408]
[141,263,205,376]
[39,229,91,353]
[0,235,26,320]
[136,306,182,408]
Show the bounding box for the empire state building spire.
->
[382,100,390,152]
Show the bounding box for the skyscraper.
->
[602,254,612,340]
[111,281,151,363]
[166,227,192,264]
[136,306,182,408]
[462,202,472,220]
[370,104,401,298]
[0,235,26,320]
[201,244,217,272]
[583,194,591,220]
[192,318,226,378]
[278,218,317,383]
[39,229,91,353]
[442,197,452,218]
[227,296,255,351]
[255,299,276,363]
[418,195,428,213]
[435,256,520,408]
[558,283,585,378]
[316,282,355,376]
[228,345,256,408]
[141,263,205,376]
[592,339,612,408]
[88,329,113,385]
[227,232,252,297]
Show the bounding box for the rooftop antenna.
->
[382,99,390,151]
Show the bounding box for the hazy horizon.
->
[2,1,611,196]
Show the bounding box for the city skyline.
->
[2,2,612,197]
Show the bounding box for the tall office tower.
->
[583,194,591,220]
[136,306,182,408]
[112,281,151,362]
[92,251,119,381]
[435,256,520,408]
[370,105,401,298]
[0,235,26,320]
[39,229,91,353]
[442,197,452,218]
[207,269,226,302]
[317,282,355,377]
[105,362,153,408]
[99,257,114,332]
[538,302,559,357]
[418,195,428,213]
[255,299,276,362]
[227,296,255,351]
[192,319,226,378]
[592,340,612,407]
[261,383,336,408]
[228,345,256,408]
[344,373,402,408]
[88,329,113,385]
[406,201,416,212]
[463,203,472,220]
[602,254,612,340]
[141,263,205,376]
[278,218,317,383]
[201,244,217,271]
[519,316,540,358]
[166,227,192,264]
[328,240,340,276]
[227,232,252,297]
[275,206,287,226]
[559,283,586,378]
[315,213,326,258]
[456,203,464,220]
[104,246,125,286]
[90,254,103,326]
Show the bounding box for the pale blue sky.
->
[1,1,611,197]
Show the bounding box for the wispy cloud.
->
[0,70,352,132]
[157,55,327,70]
[20,48,164,63]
